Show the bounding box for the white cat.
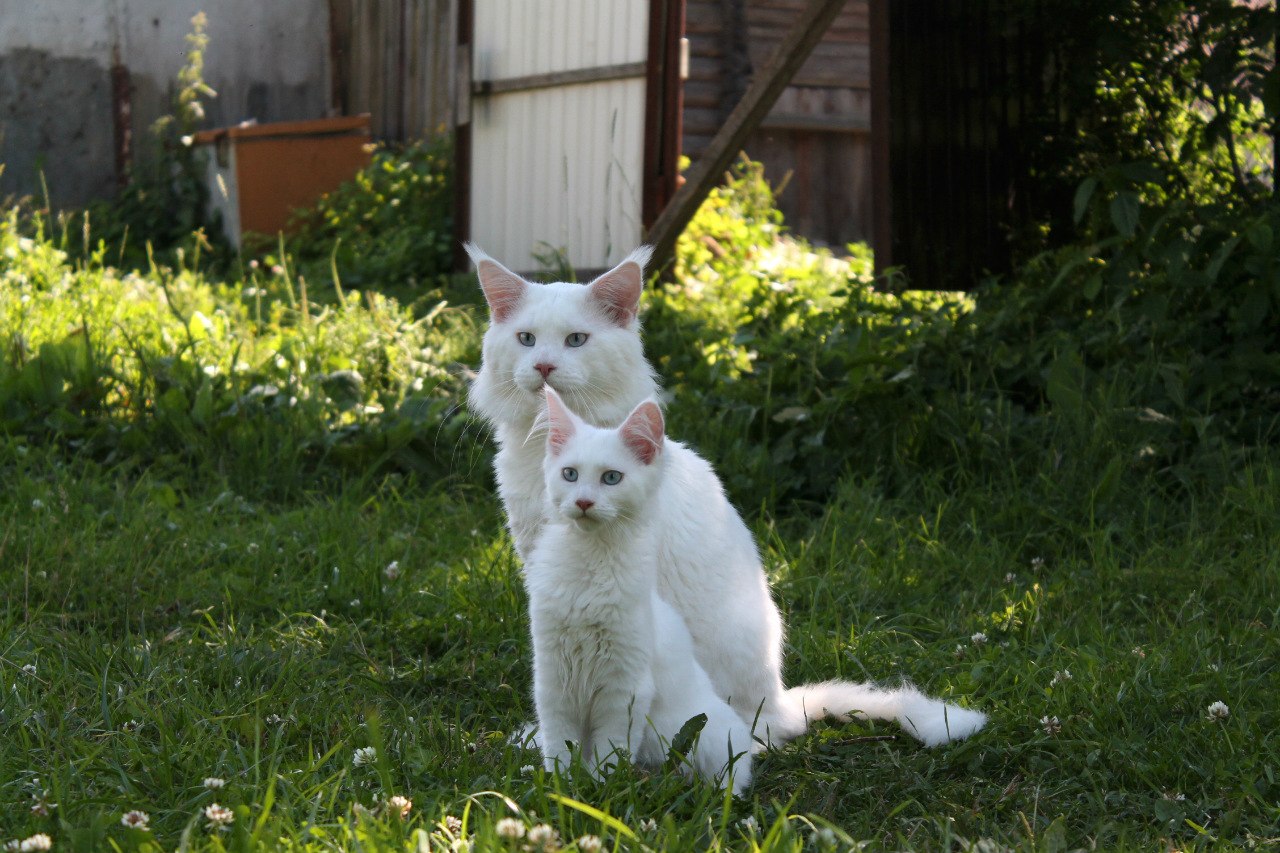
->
[467,244,987,748]
[527,387,753,793]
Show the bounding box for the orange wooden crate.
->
[195,115,372,246]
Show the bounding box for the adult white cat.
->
[528,387,753,793]
[467,244,986,747]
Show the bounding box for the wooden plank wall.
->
[329,0,456,141]
[685,0,871,248]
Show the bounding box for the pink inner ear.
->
[588,260,642,327]
[477,260,526,323]
[545,389,575,455]
[621,401,664,465]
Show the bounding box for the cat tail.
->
[765,681,987,748]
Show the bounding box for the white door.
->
[468,0,650,273]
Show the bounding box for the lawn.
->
[4,433,1278,851]
[2,164,1278,851]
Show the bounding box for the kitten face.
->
[468,245,656,427]
[543,388,664,527]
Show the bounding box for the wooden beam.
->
[644,0,849,272]
[473,62,646,97]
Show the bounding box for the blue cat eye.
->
[565,332,589,347]
[601,470,624,485]
[517,332,536,346]
[562,467,578,482]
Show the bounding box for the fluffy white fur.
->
[467,244,987,749]
[526,389,753,793]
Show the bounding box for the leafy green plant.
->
[283,136,454,299]
[77,12,222,268]
[0,209,483,498]
[644,158,969,504]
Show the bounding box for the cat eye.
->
[517,332,536,346]
[565,332,589,347]
[601,470,624,485]
[562,467,578,482]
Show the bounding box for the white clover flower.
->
[384,560,401,580]
[1161,791,1186,801]
[1050,669,1072,686]
[18,835,52,852]
[381,794,411,818]
[451,840,471,853]
[519,764,536,775]
[576,834,603,852]
[738,816,759,834]
[349,598,361,608]
[1132,646,1146,658]
[638,818,658,834]
[1030,556,1045,568]
[1040,715,1062,735]
[812,827,838,848]
[495,817,525,839]
[970,632,988,646]
[247,542,259,554]
[1207,701,1230,721]
[1004,572,1017,584]
[203,777,226,790]
[265,713,283,725]
[442,815,463,834]
[3,840,18,852]
[121,810,150,830]
[31,499,45,510]
[204,803,234,827]
[353,746,377,767]
[22,664,36,676]
[526,824,558,848]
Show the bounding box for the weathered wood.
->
[869,0,890,271]
[645,0,851,271]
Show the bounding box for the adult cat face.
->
[467,245,657,428]
[542,387,665,527]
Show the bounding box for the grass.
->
[3,437,1278,850]
[2,172,1279,849]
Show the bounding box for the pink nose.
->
[535,363,556,379]
[575,499,594,512]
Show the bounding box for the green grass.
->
[3,166,1279,849]
[3,440,1278,851]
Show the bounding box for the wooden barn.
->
[683,0,872,250]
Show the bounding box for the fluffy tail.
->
[757,681,987,748]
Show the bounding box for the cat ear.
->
[620,399,664,465]
[466,243,526,323]
[544,387,577,456]
[586,246,651,327]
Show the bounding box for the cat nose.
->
[575,499,594,512]
[535,363,556,379]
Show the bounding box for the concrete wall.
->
[0,0,332,208]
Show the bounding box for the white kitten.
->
[527,388,753,793]
[467,245,987,749]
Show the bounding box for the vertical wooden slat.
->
[869,0,890,272]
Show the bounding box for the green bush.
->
[644,158,970,504]
[0,209,483,497]
[284,136,454,299]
